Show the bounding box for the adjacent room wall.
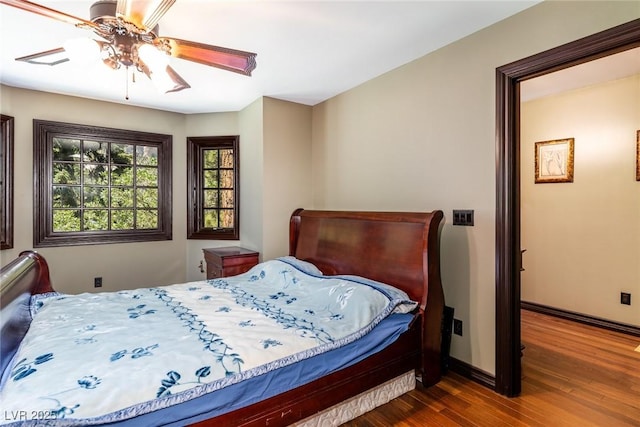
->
[310,1,640,374]
[521,74,640,327]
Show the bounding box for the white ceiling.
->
[521,47,640,102]
[0,0,542,114]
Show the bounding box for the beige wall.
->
[521,74,640,326]
[310,2,640,374]
[262,97,313,260]
[0,86,188,293]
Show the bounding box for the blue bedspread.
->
[0,257,417,426]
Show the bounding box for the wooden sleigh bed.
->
[0,208,445,426]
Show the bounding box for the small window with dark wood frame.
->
[33,119,172,247]
[1,114,14,250]
[187,136,239,240]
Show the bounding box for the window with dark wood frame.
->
[33,119,172,247]
[187,136,240,240]
[1,114,14,250]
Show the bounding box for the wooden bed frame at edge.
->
[0,208,445,427]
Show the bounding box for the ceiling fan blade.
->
[15,47,69,66]
[138,60,190,93]
[162,65,190,93]
[0,0,98,29]
[116,0,175,32]
[158,37,257,76]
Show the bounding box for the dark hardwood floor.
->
[342,309,640,426]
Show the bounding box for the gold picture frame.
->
[636,130,639,181]
[535,138,574,183]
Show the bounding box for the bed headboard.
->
[289,208,445,385]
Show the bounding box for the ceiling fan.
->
[0,0,257,95]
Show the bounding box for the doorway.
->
[494,18,640,397]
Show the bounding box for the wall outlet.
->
[94,277,102,288]
[453,318,463,336]
[621,292,631,305]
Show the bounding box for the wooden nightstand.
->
[203,247,259,279]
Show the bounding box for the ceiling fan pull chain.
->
[125,65,129,100]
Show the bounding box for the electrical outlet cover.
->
[453,319,463,336]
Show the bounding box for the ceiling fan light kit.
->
[62,38,102,65]
[1,0,257,97]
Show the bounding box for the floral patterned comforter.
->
[0,257,417,426]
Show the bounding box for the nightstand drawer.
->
[203,247,259,279]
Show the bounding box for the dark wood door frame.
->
[495,18,640,397]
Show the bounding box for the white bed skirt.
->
[293,370,416,427]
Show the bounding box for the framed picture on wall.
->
[636,130,639,181]
[534,138,574,184]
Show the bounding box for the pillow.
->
[334,274,419,314]
[276,257,418,314]
[276,256,324,276]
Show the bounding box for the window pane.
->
[52,209,81,232]
[53,163,80,184]
[136,188,158,208]
[53,138,80,161]
[203,150,218,168]
[111,209,134,230]
[219,170,233,188]
[84,209,108,230]
[204,170,218,188]
[203,209,218,228]
[136,145,158,166]
[53,186,80,208]
[219,210,234,228]
[111,165,133,186]
[111,187,134,208]
[111,143,133,165]
[204,190,218,208]
[220,190,234,208]
[83,140,108,163]
[84,164,108,185]
[220,149,233,168]
[136,167,157,186]
[83,187,108,208]
[137,210,158,229]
